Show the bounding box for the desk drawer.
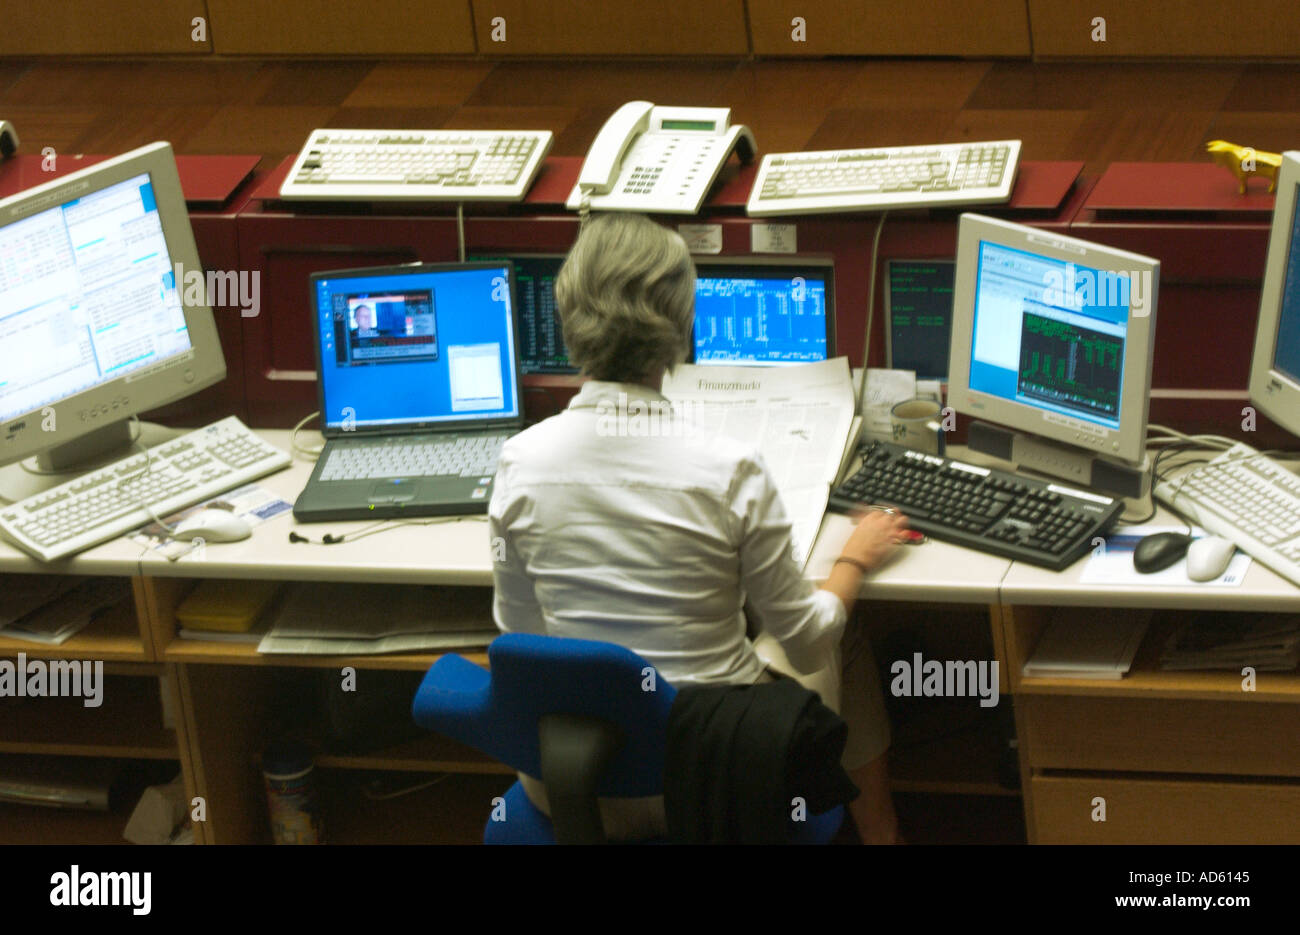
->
[1022,694,1300,777]
[1032,774,1300,844]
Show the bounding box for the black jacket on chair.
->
[663,678,860,844]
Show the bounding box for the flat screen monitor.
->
[885,259,955,381]
[310,262,523,433]
[947,214,1159,466]
[1249,151,1300,440]
[0,142,225,471]
[691,258,834,367]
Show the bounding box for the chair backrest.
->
[412,633,677,797]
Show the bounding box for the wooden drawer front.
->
[1023,695,1300,777]
[1032,775,1300,844]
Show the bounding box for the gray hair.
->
[555,213,695,382]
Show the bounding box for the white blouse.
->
[488,380,845,687]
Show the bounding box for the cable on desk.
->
[290,410,324,460]
[854,210,889,413]
[288,514,487,546]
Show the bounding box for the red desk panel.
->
[1073,161,1286,447]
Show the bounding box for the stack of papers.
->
[663,358,858,567]
[258,583,496,655]
[1022,607,1151,680]
[1159,616,1300,672]
[0,575,131,645]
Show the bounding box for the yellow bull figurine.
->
[1205,140,1283,194]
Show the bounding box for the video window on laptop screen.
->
[313,264,520,430]
[692,264,831,367]
[968,242,1128,430]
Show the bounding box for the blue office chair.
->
[412,633,845,844]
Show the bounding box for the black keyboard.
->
[829,441,1124,570]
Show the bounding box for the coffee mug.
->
[890,398,946,455]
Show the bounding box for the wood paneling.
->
[749,1,1031,57]
[1032,775,1300,843]
[1030,1,1300,59]
[471,1,749,56]
[1023,695,1300,777]
[0,1,210,55]
[206,0,476,55]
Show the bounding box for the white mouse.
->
[1186,536,1236,582]
[173,509,252,543]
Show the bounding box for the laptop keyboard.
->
[319,434,510,481]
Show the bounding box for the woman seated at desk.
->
[488,212,907,843]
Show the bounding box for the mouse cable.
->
[288,514,487,546]
[290,410,324,460]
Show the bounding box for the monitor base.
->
[967,420,1151,500]
[0,420,183,504]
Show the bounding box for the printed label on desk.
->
[677,224,723,254]
[751,223,797,254]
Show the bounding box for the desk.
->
[2,430,1299,843]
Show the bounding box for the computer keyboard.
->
[1154,442,1300,588]
[0,417,291,562]
[747,140,1021,216]
[829,441,1123,570]
[278,129,554,202]
[319,434,510,482]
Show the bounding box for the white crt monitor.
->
[0,142,225,470]
[947,214,1159,467]
[1249,151,1300,439]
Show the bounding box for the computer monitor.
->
[500,255,574,375]
[0,142,225,476]
[692,258,834,367]
[1249,151,1300,440]
[947,214,1159,491]
[885,259,955,381]
[310,261,523,431]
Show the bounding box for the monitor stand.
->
[0,418,183,504]
[967,420,1151,500]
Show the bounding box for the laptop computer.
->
[293,261,525,523]
[691,258,836,366]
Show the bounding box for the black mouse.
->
[1133,532,1194,573]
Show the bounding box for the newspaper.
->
[258,583,495,655]
[662,358,857,567]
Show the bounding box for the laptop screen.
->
[691,261,834,367]
[312,263,522,432]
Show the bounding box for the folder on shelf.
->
[1022,607,1151,680]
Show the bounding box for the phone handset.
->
[577,100,655,199]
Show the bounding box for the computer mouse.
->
[173,509,252,543]
[1132,531,1194,574]
[1186,536,1237,582]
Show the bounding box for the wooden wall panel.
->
[207,0,476,55]
[0,1,211,55]
[471,1,749,56]
[749,1,1031,57]
[1030,1,1300,58]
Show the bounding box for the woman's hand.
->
[839,509,910,572]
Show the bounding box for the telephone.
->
[567,101,756,215]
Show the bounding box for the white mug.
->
[890,398,945,455]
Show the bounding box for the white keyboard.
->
[278,129,554,202]
[319,434,510,482]
[747,140,1021,216]
[1154,442,1300,588]
[0,417,291,562]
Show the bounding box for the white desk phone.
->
[566,101,757,215]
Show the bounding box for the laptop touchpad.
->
[368,479,418,503]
